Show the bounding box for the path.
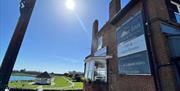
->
[41,77,75,90]
[63,77,75,88]
[51,78,55,85]
[37,86,43,91]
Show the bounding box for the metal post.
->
[0,0,36,90]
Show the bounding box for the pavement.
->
[37,86,43,91]
[63,77,75,88]
[27,77,77,90]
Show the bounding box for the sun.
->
[66,0,75,10]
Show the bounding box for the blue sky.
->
[0,0,129,74]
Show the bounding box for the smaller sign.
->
[95,47,107,56]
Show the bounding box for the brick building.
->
[84,0,180,91]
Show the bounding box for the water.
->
[9,76,36,82]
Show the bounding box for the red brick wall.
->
[84,0,180,91]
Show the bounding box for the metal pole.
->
[0,0,36,90]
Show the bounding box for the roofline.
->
[98,22,109,33]
[110,0,140,25]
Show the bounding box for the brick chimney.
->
[109,0,121,20]
[91,20,98,55]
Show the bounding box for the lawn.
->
[8,81,37,89]
[8,76,83,90]
[74,82,83,89]
[43,76,71,88]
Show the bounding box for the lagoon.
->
[10,76,36,82]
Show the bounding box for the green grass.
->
[8,81,37,89]
[8,76,83,90]
[74,82,83,89]
[43,76,71,88]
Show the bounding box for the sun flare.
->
[66,0,75,10]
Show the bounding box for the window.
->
[94,60,107,82]
[121,0,131,9]
[85,61,95,81]
[85,60,107,83]
[168,35,180,58]
[97,37,103,50]
[161,23,180,58]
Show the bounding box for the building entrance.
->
[85,59,107,83]
[84,56,112,91]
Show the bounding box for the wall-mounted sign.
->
[116,11,151,75]
[166,0,180,23]
[95,47,107,56]
[118,35,147,57]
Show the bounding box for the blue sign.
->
[116,11,151,75]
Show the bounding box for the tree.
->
[64,73,69,77]
[68,74,73,78]
[74,74,82,82]
[20,69,26,72]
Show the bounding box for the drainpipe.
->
[141,0,162,91]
